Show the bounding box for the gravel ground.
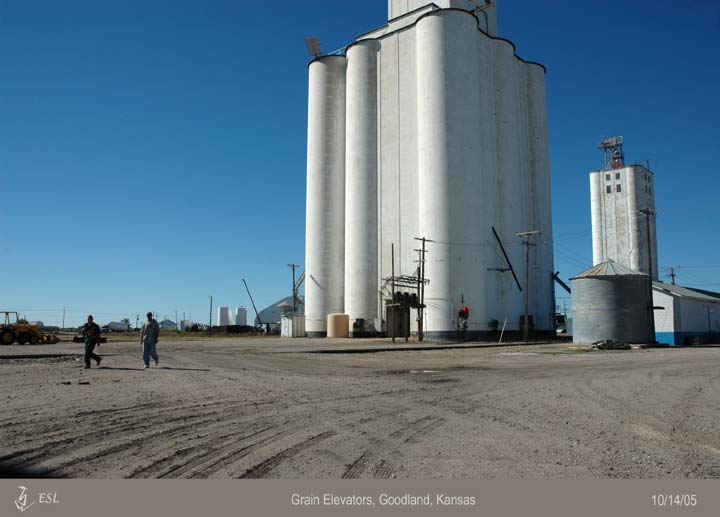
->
[1,337,719,479]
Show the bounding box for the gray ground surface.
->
[1,337,719,479]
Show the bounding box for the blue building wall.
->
[656,331,720,346]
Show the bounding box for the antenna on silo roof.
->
[304,37,323,57]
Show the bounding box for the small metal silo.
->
[570,261,653,344]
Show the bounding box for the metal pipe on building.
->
[305,56,347,337]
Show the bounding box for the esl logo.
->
[14,486,60,512]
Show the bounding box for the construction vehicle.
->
[1,311,60,345]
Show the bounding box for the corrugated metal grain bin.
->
[570,261,653,344]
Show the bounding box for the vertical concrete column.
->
[590,172,604,265]
[493,39,523,329]
[417,10,485,336]
[626,170,641,273]
[526,64,554,330]
[305,56,347,337]
[345,40,380,334]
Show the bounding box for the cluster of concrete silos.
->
[217,307,247,327]
[305,3,554,339]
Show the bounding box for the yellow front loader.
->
[1,311,59,345]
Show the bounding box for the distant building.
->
[653,283,720,345]
[589,138,658,279]
[235,307,247,326]
[255,296,303,327]
[159,319,177,330]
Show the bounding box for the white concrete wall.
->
[525,63,555,329]
[378,26,420,296]
[417,10,491,333]
[589,171,604,265]
[652,290,675,333]
[345,40,380,331]
[589,165,658,279]
[305,56,347,335]
[678,297,720,333]
[492,39,523,329]
[388,0,497,35]
[306,4,552,336]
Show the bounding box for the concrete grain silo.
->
[305,56,347,337]
[217,306,233,327]
[235,307,247,326]
[305,0,554,339]
[570,261,654,344]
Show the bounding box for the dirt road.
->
[1,337,719,479]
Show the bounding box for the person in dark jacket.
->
[80,315,102,369]
[140,312,160,369]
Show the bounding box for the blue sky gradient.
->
[2,0,719,326]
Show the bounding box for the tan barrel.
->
[326,314,349,338]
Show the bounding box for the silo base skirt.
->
[349,330,384,339]
[422,330,557,343]
[305,331,328,338]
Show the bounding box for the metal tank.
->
[344,39,380,334]
[305,55,347,337]
[570,261,653,344]
[217,307,233,327]
[416,9,489,337]
[235,307,247,326]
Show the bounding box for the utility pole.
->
[209,295,213,336]
[287,263,300,315]
[136,314,139,330]
[175,310,178,332]
[638,208,657,341]
[669,267,676,285]
[413,237,428,342]
[707,307,713,335]
[638,208,656,278]
[390,243,395,343]
[515,230,540,343]
[62,307,66,330]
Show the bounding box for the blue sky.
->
[2,0,719,326]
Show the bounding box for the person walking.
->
[140,312,160,369]
[81,315,102,369]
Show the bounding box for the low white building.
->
[653,282,720,345]
[159,319,177,330]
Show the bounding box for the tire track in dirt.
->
[133,404,396,479]
[127,420,287,479]
[3,399,247,450]
[155,424,290,479]
[238,430,336,478]
[0,400,253,469]
[341,451,369,479]
[48,407,294,478]
[338,413,443,479]
[185,424,296,479]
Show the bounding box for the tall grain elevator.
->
[305,0,555,339]
[589,137,658,280]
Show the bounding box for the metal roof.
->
[652,282,720,303]
[570,260,648,280]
